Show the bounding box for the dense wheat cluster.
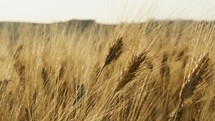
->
[0,20,215,121]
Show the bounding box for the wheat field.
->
[0,20,215,121]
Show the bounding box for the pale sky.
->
[0,0,214,24]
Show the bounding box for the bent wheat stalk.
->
[104,36,123,67]
[93,36,124,82]
[115,52,147,91]
[169,53,212,121]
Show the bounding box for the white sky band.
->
[0,0,214,24]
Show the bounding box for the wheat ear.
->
[169,53,212,121]
[115,52,147,91]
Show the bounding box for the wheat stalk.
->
[13,45,23,59]
[115,52,147,91]
[169,53,212,121]
[93,36,124,83]
[104,36,123,67]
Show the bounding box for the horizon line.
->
[0,18,215,25]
